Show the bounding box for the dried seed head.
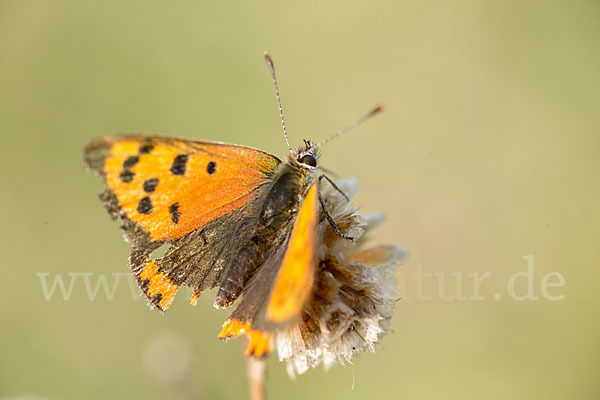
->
[275,179,407,376]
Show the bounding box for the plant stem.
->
[246,356,266,400]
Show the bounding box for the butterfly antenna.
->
[315,103,386,149]
[264,51,293,154]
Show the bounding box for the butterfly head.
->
[290,139,319,170]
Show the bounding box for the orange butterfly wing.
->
[85,135,281,244]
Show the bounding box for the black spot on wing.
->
[143,178,159,193]
[170,155,188,176]
[119,156,139,183]
[139,278,150,291]
[137,196,153,214]
[119,156,140,183]
[150,293,164,310]
[169,202,181,224]
[139,144,154,154]
[123,156,139,169]
[207,161,216,175]
[119,169,135,183]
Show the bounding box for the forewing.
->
[85,134,280,245]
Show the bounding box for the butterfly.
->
[84,52,384,357]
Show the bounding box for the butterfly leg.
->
[318,174,349,202]
[317,184,354,241]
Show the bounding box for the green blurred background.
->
[1,0,598,399]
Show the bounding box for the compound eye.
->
[299,154,317,168]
